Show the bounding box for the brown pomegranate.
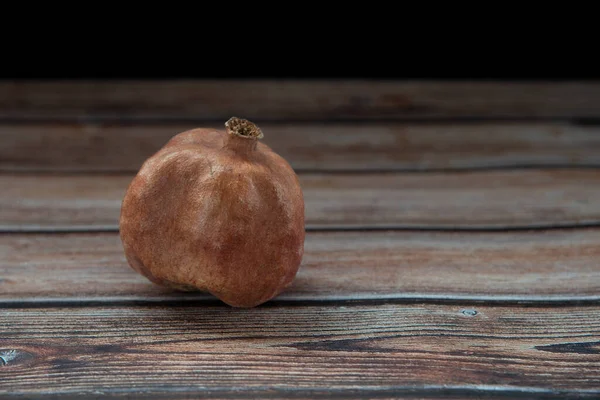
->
[119,117,305,307]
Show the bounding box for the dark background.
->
[2,72,597,81]
[2,51,597,81]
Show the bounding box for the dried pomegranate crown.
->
[225,116,264,139]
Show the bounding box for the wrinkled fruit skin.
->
[119,125,305,307]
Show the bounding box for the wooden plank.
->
[2,80,600,120]
[1,305,599,398]
[2,169,600,231]
[2,121,600,172]
[1,229,600,304]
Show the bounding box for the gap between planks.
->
[5,222,600,234]
[4,296,600,309]
[0,386,598,399]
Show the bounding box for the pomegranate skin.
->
[119,118,305,307]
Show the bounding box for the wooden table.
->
[1,80,600,399]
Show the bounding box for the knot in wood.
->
[0,349,19,366]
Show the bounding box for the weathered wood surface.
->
[2,80,600,120]
[1,305,599,397]
[1,229,600,304]
[2,169,600,231]
[2,79,600,399]
[2,121,600,172]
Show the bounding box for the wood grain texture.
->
[2,169,600,231]
[1,229,599,304]
[2,80,600,120]
[1,305,599,397]
[2,121,600,172]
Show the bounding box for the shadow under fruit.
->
[119,117,305,307]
